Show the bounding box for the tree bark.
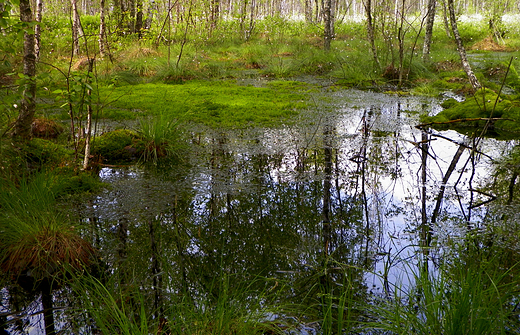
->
[305,0,313,23]
[422,0,436,61]
[99,0,107,57]
[210,0,220,31]
[364,0,380,68]
[13,0,37,140]
[447,0,481,90]
[82,59,94,170]
[34,0,43,61]
[71,0,84,56]
[323,0,333,50]
[441,0,451,38]
[135,0,143,37]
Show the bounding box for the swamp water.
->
[6,88,519,334]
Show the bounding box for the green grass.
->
[0,172,97,289]
[71,273,287,335]
[366,259,520,335]
[137,113,184,164]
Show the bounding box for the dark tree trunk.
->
[364,0,380,68]
[135,0,143,37]
[422,0,436,61]
[322,123,333,255]
[420,131,430,251]
[447,0,481,90]
[41,289,56,335]
[210,0,220,31]
[13,0,36,140]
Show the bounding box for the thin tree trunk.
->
[210,0,219,31]
[323,0,333,50]
[135,0,143,37]
[305,0,313,22]
[441,0,451,38]
[322,123,333,256]
[13,0,37,140]
[82,59,94,170]
[246,0,256,41]
[431,143,465,225]
[99,0,106,57]
[71,0,83,56]
[447,0,481,90]
[364,0,380,68]
[422,0,436,61]
[34,0,43,61]
[129,0,136,32]
[420,131,430,250]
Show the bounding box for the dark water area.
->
[5,88,518,334]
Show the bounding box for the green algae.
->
[99,80,309,128]
[421,89,520,138]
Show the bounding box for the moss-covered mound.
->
[420,89,520,138]
[91,129,143,163]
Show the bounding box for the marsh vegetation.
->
[1,0,520,333]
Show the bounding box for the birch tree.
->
[13,0,37,140]
[422,0,436,61]
[34,0,43,61]
[71,0,84,56]
[323,0,333,50]
[447,0,481,90]
[99,0,107,57]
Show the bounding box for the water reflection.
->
[79,88,514,332]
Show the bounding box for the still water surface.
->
[84,87,511,304]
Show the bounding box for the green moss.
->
[50,171,104,197]
[99,80,308,128]
[422,89,520,138]
[23,138,74,167]
[91,129,140,163]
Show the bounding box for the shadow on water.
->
[4,88,519,334]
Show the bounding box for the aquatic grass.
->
[167,275,285,334]
[366,259,520,335]
[137,113,184,164]
[71,272,286,334]
[70,275,150,335]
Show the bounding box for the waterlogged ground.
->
[68,87,516,333]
